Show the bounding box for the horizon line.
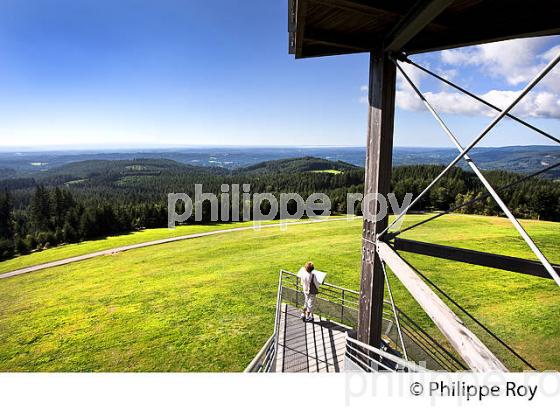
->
[0,143,557,153]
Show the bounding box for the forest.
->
[0,157,558,261]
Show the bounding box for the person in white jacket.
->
[300,261,320,322]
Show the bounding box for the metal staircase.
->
[245,270,464,372]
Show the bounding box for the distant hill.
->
[34,158,228,187]
[464,146,559,176]
[44,158,202,178]
[0,145,558,178]
[241,156,359,174]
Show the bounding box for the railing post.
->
[295,276,300,307]
[272,270,285,372]
[341,289,345,324]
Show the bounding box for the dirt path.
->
[0,217,354,280]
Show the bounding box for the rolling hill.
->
[1,145,558,177]
[240,156,359,174]
[42,158,227,180]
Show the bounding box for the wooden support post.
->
[357,50,396,348]
[377,241,508,371]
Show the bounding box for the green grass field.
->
[0,219,302,275]
[0,214,558,371]
[310,169,343,174]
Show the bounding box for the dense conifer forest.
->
[0,157,558,260]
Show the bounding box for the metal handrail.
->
[279,269,463,371]
[280,269,359,307]
[345,334,427,372]
[246,269,362,372]
[280,269,359,294]
[244,334,275,372]
[246,269,464,372]
[271,268,285,370]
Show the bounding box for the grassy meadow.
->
[0,219,309,275]
[0,214,558,371]
[310,169,343,174]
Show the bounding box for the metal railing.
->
[244,334,276,372]
[345,334,427,372]
[278,269,465,371]
[245,269,466,372]
[278,269,359,328]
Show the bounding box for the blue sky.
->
[0,0,558,149]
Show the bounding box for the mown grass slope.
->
[0,214,558,371]
[0,220,292,275]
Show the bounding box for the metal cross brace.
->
[389,160,560,238]
[381,261,409,361]
[380,52,560,286]
[395,53,560,145]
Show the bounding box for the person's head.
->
[305,261,314,273]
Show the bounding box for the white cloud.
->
[543,44,560,61]
[396,88,560,119]
[436,68,458,81]
[398,62,427,88]
[440,37,557,86]
[393,37,560,119]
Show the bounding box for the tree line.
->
[0,162,558,261]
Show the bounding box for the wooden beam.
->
[377,241,508,372]
[294,45,364,59]
[308,0,405,18]
[288,0,297,33]
[288,0,297,54]
[407,24,560,55]
[306,38,367,52]
[393,238,560,280]
[384,0,454,52]
[305,29,372,51]
[295,0,308,57]
[357,50,396,349]
[405,1,560,54]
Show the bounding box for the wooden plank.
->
[384,0,454,51]
[357,50,396,349]
[288,0,297,33]
[288,0,297,54]
[405,1,560,54]
[377,241,507,372]
[394,238,560,280]
[308,0,405,18]
[292,0,448,57]
[290,0,560,59]
[305,29,371,51]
